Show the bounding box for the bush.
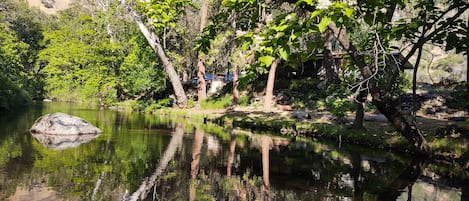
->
[200,95,233,109]
[448,83,469,111]
[143,98,174,113]
[324,84,354,118]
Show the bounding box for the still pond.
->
[0,102,466,200]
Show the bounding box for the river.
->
[0,102,466,200]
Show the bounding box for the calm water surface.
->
[0,102,466,200]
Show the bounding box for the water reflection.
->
[124,124,184,201]
[378,158,429,201]
[31,133,101,150]
[260,135,272,200]
[227,130,237,177]
[0,103,466,201]
[189,126,204,201]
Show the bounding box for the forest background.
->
[0,0,468,154]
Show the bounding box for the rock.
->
[364,114,388,122]
[30,112,102,135]
[291,111,311,119]
[43,98,52,102]
[448,116,467,121]
[41,0,55,8]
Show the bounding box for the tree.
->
[196,0,210,101]
[0,0,45,109]
[119,0,189,107]
[208,0,467,154]
[321,0,468,154]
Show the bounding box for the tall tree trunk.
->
[412,47,424,123]
[196,0,209,101]
[462,178,469,201]
[197,58,207,101]
[328,23,431,155]
[231,13,239,107]
[264,58,280,111]
[119,0,187,107]
[323,29,339,85]
[352,88,367,129]
[232,63,239,106]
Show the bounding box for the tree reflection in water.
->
[1,104,466,201]
[227,130,237,177]
[261,135,272,201]
[377,158,429,201]
[189,126,204,201]
[124,124,184,201]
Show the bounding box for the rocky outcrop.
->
[30,112,102,135]
[41,0,55,8]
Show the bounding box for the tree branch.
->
[402,3,469,65]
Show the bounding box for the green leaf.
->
[259,56,275,66]
[297,0,314,6]
[272,24,289,32]
[263,47,274,54]
[278,46,289,61]
[311,10,322,19]
[318,16,331,33]
[343,8,354,18]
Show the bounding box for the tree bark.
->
[119,0,188,107]
[231,11,239,107]
[352,82,368,129]
[196,0,209,101]
[264,58,280,111]
[232,63,239,106]
[323,29,339,85]
[352,93,366,129]
[462,178,469,201]
[328,23,431,155]
[197,58,207,101]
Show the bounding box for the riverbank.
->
[150,106,468,166]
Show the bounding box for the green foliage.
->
[144,98,174,113]
[0,4,39,109]
[200,94,233,109]
[324,84,354,117]
[34,4,169,106]
[120,35,166,98]
[137,0,191,33]
[448,83,469,111]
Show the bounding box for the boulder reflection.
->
[31,133,101,150]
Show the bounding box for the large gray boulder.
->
[30,112,102,135]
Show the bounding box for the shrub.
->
[200,95,232,109]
